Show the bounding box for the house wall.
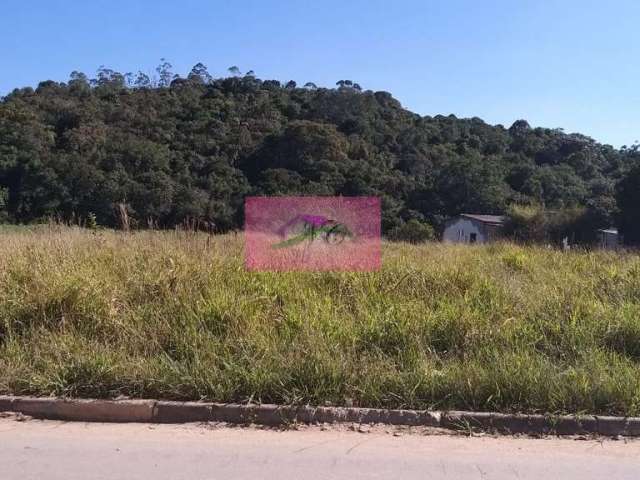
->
[443,218,487,244]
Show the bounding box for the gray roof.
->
[460,214,506,225]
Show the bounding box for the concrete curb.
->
[1,395,638,436]
[0,396,155,423]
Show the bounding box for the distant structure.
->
[443,214,505,244]
[598,228,620,250]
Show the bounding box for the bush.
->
[388,219,435,243]
[504,204,548,243]
[86,212,98,230]
[504,204,599,245]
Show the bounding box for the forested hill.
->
[1,62,638,233]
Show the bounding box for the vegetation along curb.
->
[2,396,640,436]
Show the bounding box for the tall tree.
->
[156,58,175,87]
[188,63,212,84]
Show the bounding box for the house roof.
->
[460,214,506,225]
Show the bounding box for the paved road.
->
[1,418,639,479]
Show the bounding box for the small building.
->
[443,214,505,244]
[598,228,620,250]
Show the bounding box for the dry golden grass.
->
[1,226,640,415]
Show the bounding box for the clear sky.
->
[2,0,638,147]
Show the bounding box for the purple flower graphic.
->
[273,214,352,249]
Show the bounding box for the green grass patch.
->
[1,228,640,415]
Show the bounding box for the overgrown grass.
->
[1,226,640,415]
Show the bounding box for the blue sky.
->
[2,0,638,147]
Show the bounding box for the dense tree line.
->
[1,61,639,242]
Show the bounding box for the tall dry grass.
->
[1,226,640,415]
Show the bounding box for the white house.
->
[443,214,505,244]
[598,228,620,250]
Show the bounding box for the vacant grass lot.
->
[1,227,640,416]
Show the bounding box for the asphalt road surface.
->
[1,418,639,479]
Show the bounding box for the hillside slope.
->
[1,65,638,231]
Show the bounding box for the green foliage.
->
[617,161,640,245]
[504,204,548,243]
[0,187,8,223]
[0,61,635,233]
[86,212,98,230]
[504,204,606,245]
[388,219,435,243]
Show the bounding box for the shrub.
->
[388,219,435,243]
[86,212,98,230]
[504,204,598,245]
